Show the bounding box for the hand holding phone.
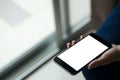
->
[54,33,112,75]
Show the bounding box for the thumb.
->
[88,56,108,70]
[88,47,114,70]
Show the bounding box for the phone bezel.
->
[54,33,112,75]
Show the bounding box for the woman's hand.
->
[67,36,120,70]
[88,45,120,69]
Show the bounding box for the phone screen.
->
[58,35,108,71]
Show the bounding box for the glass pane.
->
[69,0,91,27]
[0,0,55,70]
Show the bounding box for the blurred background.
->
[0,0,119,80]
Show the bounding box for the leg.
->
[82,3,120,80]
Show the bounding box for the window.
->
[69,0,91,31]
[0,0,91,79]
[0,0,55,71]
[54,0,91,48]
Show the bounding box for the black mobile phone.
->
[54,33,112,75]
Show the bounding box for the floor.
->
[25,59,86,80]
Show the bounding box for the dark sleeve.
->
[96,3,120,44]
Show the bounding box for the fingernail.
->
[88,66,93,70]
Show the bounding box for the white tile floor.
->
[25,59,85,80]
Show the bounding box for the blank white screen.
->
[58,35,108,71]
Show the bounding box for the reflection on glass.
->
[0,0,55,70]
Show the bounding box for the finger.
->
[67,43,71,48]
[88,55,109,70]
[80,35,84,40]
[72,40,76,45]
[88,59,101,70]
[88,47,115,70]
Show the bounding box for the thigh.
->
[82,62,120,80]
[82,3,120,80]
